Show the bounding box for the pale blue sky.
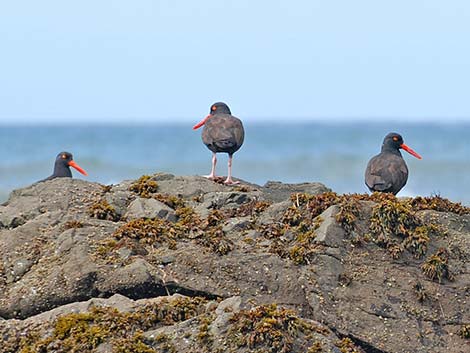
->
[0,0,469,123]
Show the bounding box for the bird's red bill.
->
[400,143,422,159]
[193,114,211,130]
[68,160,88,175]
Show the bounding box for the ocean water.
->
[0,122,469,205]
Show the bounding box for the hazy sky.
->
[1,0,469,123]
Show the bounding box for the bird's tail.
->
[213,138,237,150]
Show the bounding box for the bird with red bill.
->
[193,102,244,185]
[365,132,422,195]
[40,152,88,182]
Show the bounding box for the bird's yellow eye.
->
[393,136,398,141]
[62,154,67,159]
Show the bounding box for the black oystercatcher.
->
[365,132,422,195]
[193,102,245,185]
[42,152,88,181]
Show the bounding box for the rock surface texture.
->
[0,173,469,353]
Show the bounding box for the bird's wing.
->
[365,154,407,192]
[228,116,245,147]
[202,115,244,150]
[365,157,392,191]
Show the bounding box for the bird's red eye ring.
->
[393,137,398,141]
[211,106,217,111]
[62,154,67,159]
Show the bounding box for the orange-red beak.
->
[400,143,422,160]
[68,160,88,176]
[193,114,211,130]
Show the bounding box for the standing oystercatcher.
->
[193,102,244,185]
[365,132,422,195]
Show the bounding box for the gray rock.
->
[153,175,235,198]
[0,175,468,353]
[27,294,137,324]
[95,343,113,353]
[201,191,254,209]
[261,180,330,202]
[152,172,176,181]
[314,205,346,247]
[193,190,265,219]
[95,258,161,298]
[222,217,252,234]
[209,296,241,337]
[0,293,191,332]
[258,200,291,224]
[125,197,177,222]
[105,190,132,216]
[144,295,346,353]
[117,247,133,261]
[55,230,77,254]
[160,255,175,265]
[11,258,33,281]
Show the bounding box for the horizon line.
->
[0,116,469,126]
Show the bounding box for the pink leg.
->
[224,154,239,185]
[204,153,217,180]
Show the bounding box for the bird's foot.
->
[203,174,216,180]
[224,177,240,185]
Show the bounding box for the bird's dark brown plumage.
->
[365,132,421,195]
[201,114,244,155]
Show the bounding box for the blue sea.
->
[0,122,469,205]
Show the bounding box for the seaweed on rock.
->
[262,191,455,267]
[110,207,233,256]
[129,175,159,198]
[421,248,454,283]
[368,197,446,259]
[11,297,208,353]
[88,200,120,222]
[228,304,330,353]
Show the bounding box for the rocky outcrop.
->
[0,173,469,353]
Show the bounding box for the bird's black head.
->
[53,151,88,177]
[382,132,404,151]
[193,102,233,130]
[56,151,73,163]
[381,132,422,159]
[209,102,231,115]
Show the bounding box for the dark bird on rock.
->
[193,102,244,185]
[365,132,422,195]
[42,152,88,181]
